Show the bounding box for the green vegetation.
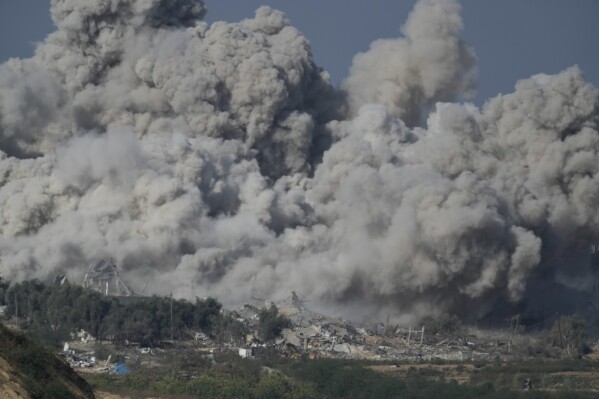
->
[0,323,94,399]
[3,279,245,347]
[258,304,291,341]
[541,316,590,358]
[3,278,598,398]
[85,356,322,399]
[85,355,599,399]
[0,277,9,306]
[470,359,599,392]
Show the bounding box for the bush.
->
[254,373,290,399]
[153,372,188,394]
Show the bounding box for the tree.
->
[1,278,231,347]
[0,277,9,306]
[211,311,247,344]
[546,315,589,358]
[194,297,222,334]
[258,305,290,342]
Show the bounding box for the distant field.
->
[83,353,599,399]
[368,358,599,393]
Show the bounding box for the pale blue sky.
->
[1,1,597,105]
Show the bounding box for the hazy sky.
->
[0,0,597,105]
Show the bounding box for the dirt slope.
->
[0,323,95,399]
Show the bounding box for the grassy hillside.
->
[0,323,95,399]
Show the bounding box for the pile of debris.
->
[59,343,97,369]
[73,329,96,344]
[233,295,528,362]
[82,259,138,297]
[52,291,536,367]
[59,345,132,375]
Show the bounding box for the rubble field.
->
[227,297,541,363]
[52,298,599,397]
[61,296,595,376]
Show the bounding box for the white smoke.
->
[1,0,598,323]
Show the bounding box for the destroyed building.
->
[226,293,544,363]
[82,259,138,297]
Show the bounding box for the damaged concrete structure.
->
[82,259,137,297]
[230,294,537,363]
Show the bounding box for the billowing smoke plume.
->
[343,0,477,126]
[1,0,598,323]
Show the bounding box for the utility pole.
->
[170,292,174,342]
[556,313,563,351]
[14,292,18,330]
[508,315,520,353]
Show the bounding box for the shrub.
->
[254,373,290,399]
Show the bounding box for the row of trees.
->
[3,279,245,347]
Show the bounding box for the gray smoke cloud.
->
[1,0,598,324]
[343,0,477,127]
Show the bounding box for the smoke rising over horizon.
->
[1,0,598,324]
